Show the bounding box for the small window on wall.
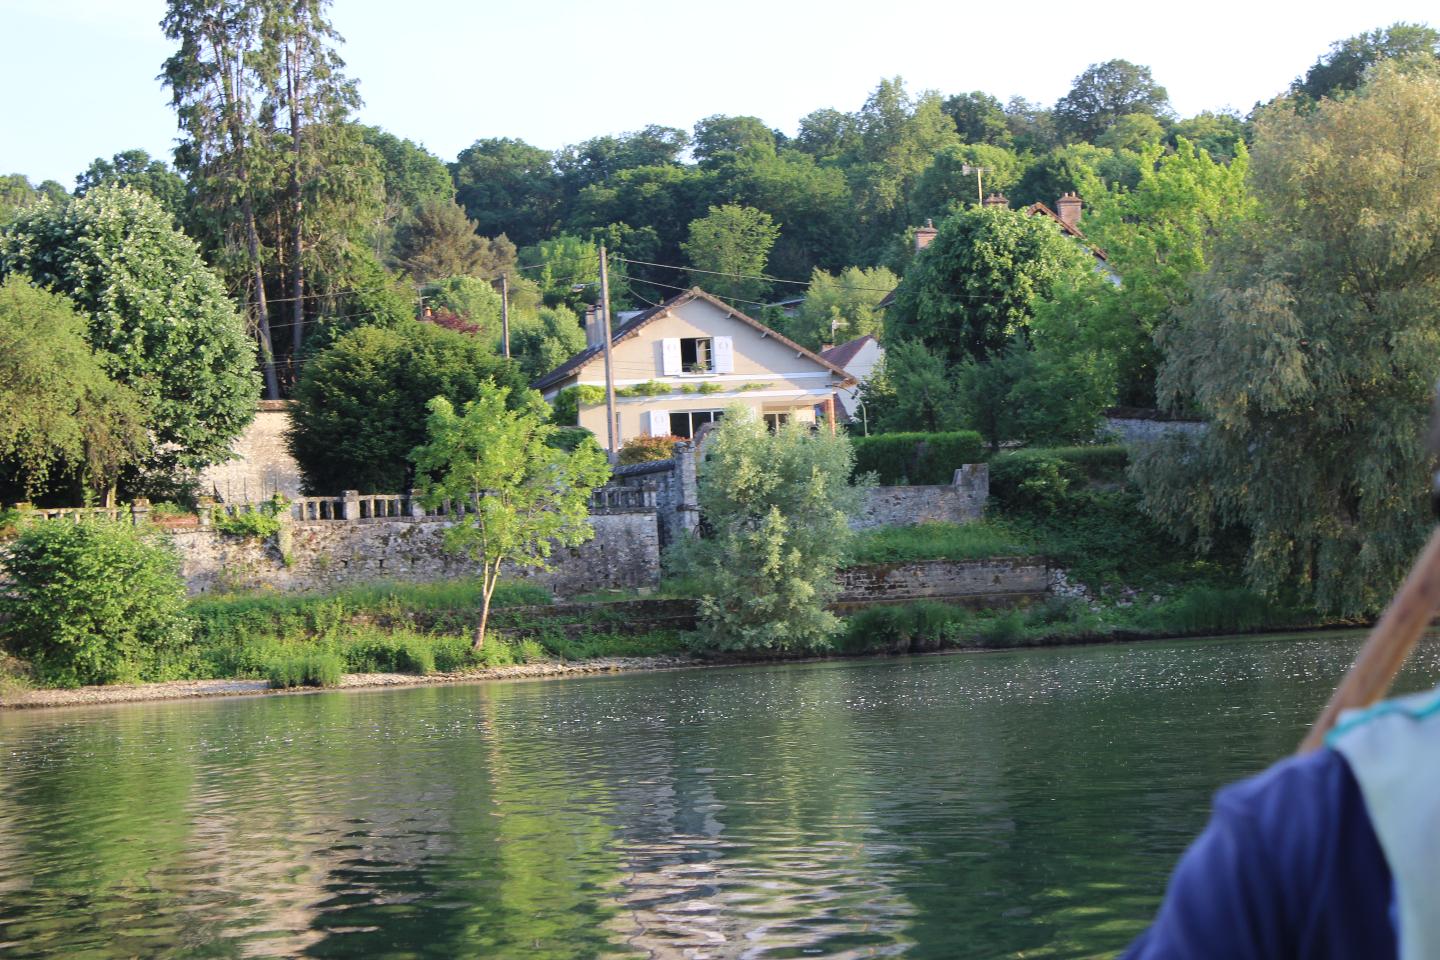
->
[680,337,713,373]
[669,409,725,439]
[763,412,790,432]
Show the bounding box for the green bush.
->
[988,450,1085,511]
[1131,586,1297,635]
[547,426,596,452]
[266,651,344,688]
[838,601,972,654]
[618,434,682,465]
[213,497,287,539]
[0,520,192,687]
[343,629,437,674]
[1045,445,1129,482]
[851,431,985,485]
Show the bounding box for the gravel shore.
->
[0,655,701,711]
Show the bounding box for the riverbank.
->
[1,619,1365,712]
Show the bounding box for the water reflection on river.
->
[2,631,1437,958]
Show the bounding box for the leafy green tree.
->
[1054,59,1172,142]
[451,137,560,246]
[0,187,259,481]
[520,233,599,309]
[860,340,964,434]
[794,107,860,160]
[556,125,690,197]
[942,91,1012,146]
[720,148,855,278]
[910,144,1025,220]
[784,265,896,349]
[1073,139,1254,405]
[693,115,777,169]
[887,206,1097,367]
[425,275,503,340]
[1132,66,1440,615]
[361,125,453,209]
[567,163,706,278]
[411,387,610,648]
[1011,143,1115,207]
[1097,112,1167,152]
[510,306,586,380]
[1170,111,1247,159]
[0,175,67,223]
[1290,22,1439,103]
[288,320,527,493]
[1004,97,1061,153]
[0,277,148,503]
[393,198,495,282]
[681,204,780,302]
[0,520,191,688]
[688,409,860,652]
[74,150,186,220]
[956,341,1113,449]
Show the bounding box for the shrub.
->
[1045,444,1129,482]
[691,411,860,653]
[213,495,288,540]
[550,385,605,426]
[839,601,971,654]
[548,426,597,452]
[344,630,437,674]
[851,431,985,485]
[988,450,1085,511]
[0,520,192,687]
[266,651,345,688]
[618,434,683,465]
[846,521,1030,564]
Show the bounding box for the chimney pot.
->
[1056,192,1083,229]
[983,193,1009,208]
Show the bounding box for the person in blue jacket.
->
[1123,684,1440,959]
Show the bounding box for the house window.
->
[680,337,713,374]
[669,409,724,439]
[763,412,790,432]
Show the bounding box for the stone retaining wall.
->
[852,480,985,530]
[836,557,1050,604]
[171,512,659,597]
[198,400,304,502]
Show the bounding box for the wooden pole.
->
[500,273,510,359]
[599,244,617,457]
[825,395,836,436]
[1299,525,1440,752]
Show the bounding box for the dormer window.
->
[681,337,713,374]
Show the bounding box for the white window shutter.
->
[713,336,734,373]
[661,338,681,376]
[647,409,670,436]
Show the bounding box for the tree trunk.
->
[473,565,496,650]
[244,200,281,400]
[287,44,305,360]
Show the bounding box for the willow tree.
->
[1133,64,1440,615]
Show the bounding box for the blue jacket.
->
[1123,748,1395,959]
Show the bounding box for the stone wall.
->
[852,464,988,530]
[613,441,699,547]
[836,557,1050,605]
[171,511,659,597]
[198,401,304,502]
[1102,410,1206,446]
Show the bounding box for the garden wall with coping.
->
[170,510,660,598]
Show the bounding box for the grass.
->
[846,521,1033,565]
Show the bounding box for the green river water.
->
[2,630,1437,959]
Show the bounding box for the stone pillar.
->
[131,498,151,527]
[953,463,989,518]
[408,489,427,519]
[673,441,700,537]
[341,490,361,521]
[197,496,216,528]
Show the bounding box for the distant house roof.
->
[1024,201,1109,261]
[531,286,855,392]
[819,334,878,372]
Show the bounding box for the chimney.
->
[584,305,604,348]
[983,193,1009,209]
[914,218,938,252]
[1056,192,1082,230]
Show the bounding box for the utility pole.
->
[599,244,617,458]
[500,273,510,359]
[962,163,986,205]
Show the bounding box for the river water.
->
[2,631,1437,959]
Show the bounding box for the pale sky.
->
[3,0,1436,185]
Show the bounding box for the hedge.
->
[988,445,1129,510]
[851,431,985,485]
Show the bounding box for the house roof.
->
[531,286,856,392]
[1024,202,1108,261]
[819,334,878,371]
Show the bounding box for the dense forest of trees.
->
[3,8,1439,616]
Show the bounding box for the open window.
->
[681,337,712,373]
[669,409,725,439]
[662,336,733,375]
